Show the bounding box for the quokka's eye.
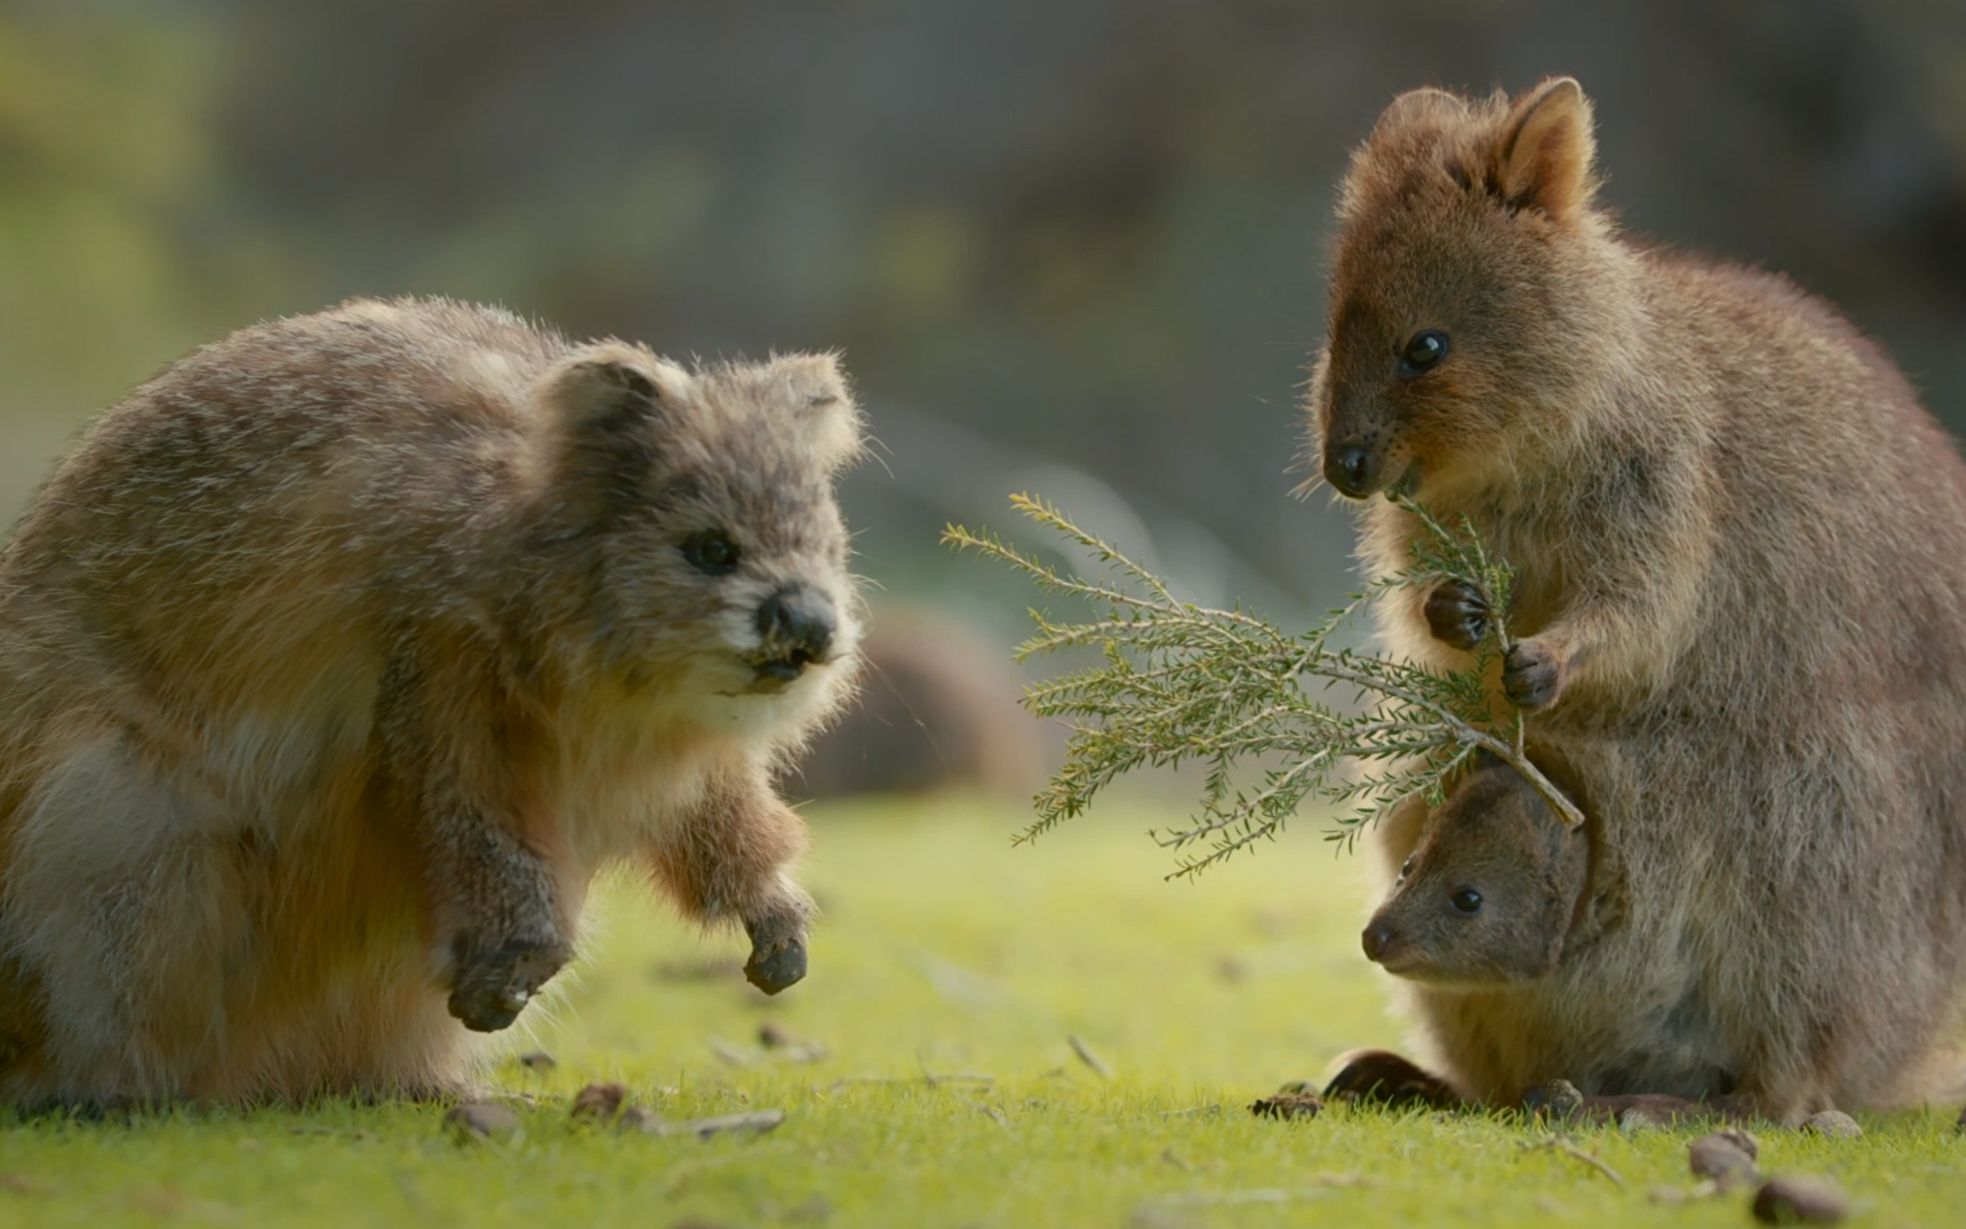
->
[1399,330,1450,377]
[1450,887,1483,915]
[1397,857,1415,883]
[681,530,741,576]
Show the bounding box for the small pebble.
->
[757,1021,795,1049]
[570,1081,628,1121]
[1800,1109,1862,1139]
[1687,1133,1757,1188]
[617,1105,658,1132]
[1711,1127,1761,1161]
[515,1050,557,1071]
[1752,1175,1849,1225]
[444,1101,519,1142]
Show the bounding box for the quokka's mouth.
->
[735,649,840,695]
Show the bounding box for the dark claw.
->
[743,935,807,995]
[1424,580,1491,652]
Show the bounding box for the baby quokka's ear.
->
[1491,76,1597,222]
[764,352,864,474]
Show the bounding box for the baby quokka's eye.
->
[1450,887,1483,916]
[1397,857,1415,884]
[681,529,742,576]
[1398,330,1450,379]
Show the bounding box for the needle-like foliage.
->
[942,493,1582,879]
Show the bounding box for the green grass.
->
[2,796,1961,1227]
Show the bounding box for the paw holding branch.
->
[1423,578,1566,711]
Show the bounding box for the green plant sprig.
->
[942,492,1581,879]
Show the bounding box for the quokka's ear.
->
[543,343,689,437]
[1370,86,1470,144]
[766,352,864,473]
[539,344,693,502]
[1492,77,1597,221]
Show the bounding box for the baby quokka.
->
[1362,758,1587,988]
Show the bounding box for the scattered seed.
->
[570,1081,628,1121]
[515,1051,557,1072]
[1800,1110,1862,1139]
[444,1102,519,1142]
[1752,1175,1848,1224]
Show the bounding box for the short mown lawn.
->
[3,796,1961,1227]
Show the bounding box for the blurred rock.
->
[790,605,1044,803]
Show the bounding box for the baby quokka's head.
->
[1310,76,1628,504]
[1363,759,1588,988]
[531,344,865,739]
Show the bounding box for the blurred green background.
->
[3,0,1965,797]
[9,1,1966,598]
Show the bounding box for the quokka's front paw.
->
[741,902,810,996]
[447,935,572,1032]
[1503,639,1564,710]
[1423,579,1491,651]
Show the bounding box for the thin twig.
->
[1067,1034,1112,1079]
[1521,1137,1626,1188]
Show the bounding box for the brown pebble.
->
[570,1081,628,1121]
[444,1101,519,1142]
[617,1105,658,1132]
[515,1050,557,1071]
[1711,1127,1761,1160]
[1752,1175,1849,1224]
[1800,1109,1862,1139]
[1249,1082,1323,1121]
[757,1021,795,1049]
[1688,1134,1758,1188]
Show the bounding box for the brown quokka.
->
[1312,78,1966,1122]
[1361,757,1588,989]
[0,298,864,1106]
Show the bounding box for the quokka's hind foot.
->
[1321,1049,1464,1111]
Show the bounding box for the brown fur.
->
[1311,78,1966,1121]
[1363,758,1589,988]
[0,297,865,1105]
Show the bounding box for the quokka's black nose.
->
[1361,918,1403,964]
[755,584,835,672]
[1323,442,1377,498]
